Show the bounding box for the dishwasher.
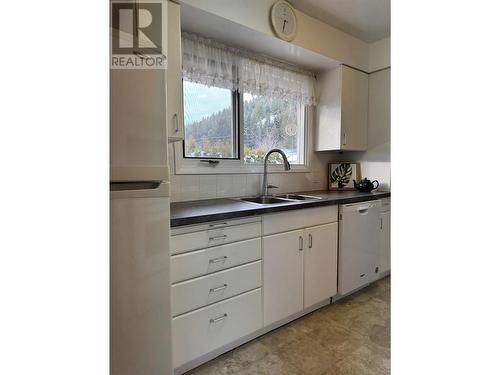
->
[338,200,382,295]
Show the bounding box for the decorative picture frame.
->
[328,161,361,191]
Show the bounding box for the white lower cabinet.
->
[171,260,262,316]
[263,229,304,326]
[304,223,338,309]
[170,238,261,283]
[170,220,261,255]
[170,201,388,371]
[172,288,262,368]
[378,200,391,275]
[170,218,263,370]
[263,218,338,326]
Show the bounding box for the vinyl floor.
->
[186,276,390,375]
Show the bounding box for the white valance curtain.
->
[182,32,317,105]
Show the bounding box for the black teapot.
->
[353,178,379,192]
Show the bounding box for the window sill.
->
[173,140,311,175]
[173,161,311,175]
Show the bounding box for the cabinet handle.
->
[209,284,228,293]
[173,113,179,132]
[209,234,227,241]
[209,313,228,324]
[209,222,228,228]
[209,256,227,264]
[342,132,347,146]
[380,218,383,230]
[308,234,312,248]
[299,236,303,251]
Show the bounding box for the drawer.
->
[170,238,261,283]
[262,205,338,235]
[171,261,262,316]
[171,221,261,255]
[172,288,262,368]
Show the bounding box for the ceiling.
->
[288,0,390,43]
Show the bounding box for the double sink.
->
[237,194,323,206]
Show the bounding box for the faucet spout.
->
[261,149,291,196]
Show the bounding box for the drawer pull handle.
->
[210,313,228,324]
[209,256,228,264]
[209,222,228,228]
[209,284,228,293]
[209,234,227,241]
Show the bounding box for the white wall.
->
[170,3,391,201]
[180,0,370,71]
[369,37,390,72]
[360,68,391,189]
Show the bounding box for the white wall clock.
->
[270,0,298,42]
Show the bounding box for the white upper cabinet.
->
[315,65,368,151]
[303,223,338,309]
[166,1,184,142]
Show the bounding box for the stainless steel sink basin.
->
[276,194,323,201]
[239,196,293,205]
[236,194,323,206]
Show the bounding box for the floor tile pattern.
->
[186,276,390,375]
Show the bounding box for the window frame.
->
[182,89,241,161]
[174,85,312,175]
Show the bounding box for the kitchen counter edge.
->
[170,191,390,228]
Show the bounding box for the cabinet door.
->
[166,1,184,142]
[304,223,338,308]
[378,211,390,274]
[314,68,342,151]
[340,65,368,150]
[263,229,304,326]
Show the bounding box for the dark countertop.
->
[170,190,390,227]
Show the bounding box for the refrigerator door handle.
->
[110,181,163,191]
[110,181,170,199]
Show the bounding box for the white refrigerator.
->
[110,17,172,375]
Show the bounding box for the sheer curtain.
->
[181,32,317,105]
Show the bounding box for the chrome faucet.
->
[261,149,291,196]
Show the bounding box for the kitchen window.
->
[183,81,239,160]
[174,32,315,174]
[243,93,305,165]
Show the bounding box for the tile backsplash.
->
[168,148,390,203]
[169,150,332,202]
[170,171,328,202]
